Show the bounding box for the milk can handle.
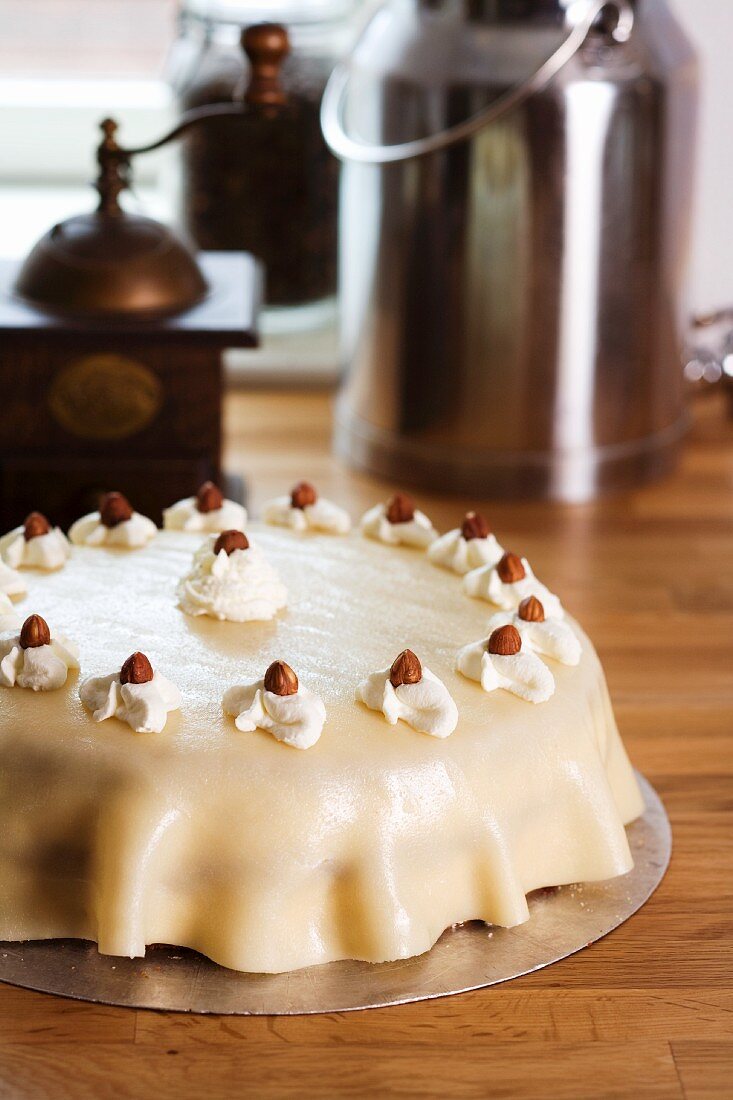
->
[322,0,634,164]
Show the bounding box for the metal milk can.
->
[322,0,698,501]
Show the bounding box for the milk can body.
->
[326,0,698,500]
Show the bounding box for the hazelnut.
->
[461,511,490,541]
[264,660,299,697]
[120,652,154,685]
[385,492,416,525]
[488,625,522,656]
[23,512,52,541]
[518,596,545,623]
[389,649,422,688]
[19,614,51,649]
[196,481,224,514]
[497,552,526,584]
[100,492,133,529]
[291,481,317,510]
[213,530,249,555]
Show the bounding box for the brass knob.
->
[241,23,290,111]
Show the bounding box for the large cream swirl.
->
[177,537,287,622]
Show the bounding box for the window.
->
[0,0,176,78]
[0,0,339,380]
[0,0,178,258]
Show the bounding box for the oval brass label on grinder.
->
[49,354,163,441]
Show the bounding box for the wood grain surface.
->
[1,390,731,1100]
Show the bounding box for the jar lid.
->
[182,0,357,26]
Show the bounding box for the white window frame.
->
[0,76,175,185]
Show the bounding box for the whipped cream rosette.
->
[0,593,20,632]
[224,660,326,750]
[428,511,504,575]
[0,614,78,692]
[360,492,437,549]
[0,512,71,572]
[80,651,181,734]
[69,492,157,550]
[457,624,555,704]
[357,649,458,739]
[0,559,26,599]
[463,550,563,618]
[263,481,351,535]
[177,530,287,622]
[163,480,247,534]
[486,596,581,667]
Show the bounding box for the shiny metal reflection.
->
[325,0,698,501]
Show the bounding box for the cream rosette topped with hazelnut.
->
[0,593,20,632]
[163,481,247,535]
[457,624,555,704]
[80,651,181,735]
[357,650,458,739]
[0,614,79,692]
[263,481,351,535]
[428,511,504,575]
[177,530,287,623]
[69,492,157,550]
[0,559,26,600]
[223,660,327,750]
[486,596,581,667]
[0,512,71,572]
[463,550,563,618]
[360,492,438,549]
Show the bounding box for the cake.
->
[0,507,644,974]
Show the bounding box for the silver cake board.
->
[0,773,669,1015]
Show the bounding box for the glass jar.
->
[168,0,357,328]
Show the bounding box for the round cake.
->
[0,524,643,974]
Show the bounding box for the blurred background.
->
[0,0,730,370]
[0,0,730,519]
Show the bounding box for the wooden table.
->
[1,390,731,1099]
